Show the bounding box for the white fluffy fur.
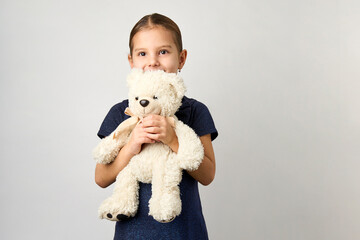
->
[93,69,204,222]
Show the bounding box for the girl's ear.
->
[178,49,187,71]
[128,54,134,68]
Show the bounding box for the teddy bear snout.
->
[140,99,150,107]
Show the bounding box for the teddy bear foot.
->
[149,192,181,223]
[101,211,131,221]
[106,213,130,221]
[157,217,175,223]
[98,197,136,221]
[151,210,178,223]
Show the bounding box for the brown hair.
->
[129,13,183,56]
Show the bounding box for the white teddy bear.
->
[93,69,204,223]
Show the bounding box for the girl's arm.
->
[95,122,155,188]
[95,143,135,188]
[187,134,216,186]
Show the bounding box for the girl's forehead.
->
[132,27,177,47]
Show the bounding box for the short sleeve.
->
[188,100,218,141]
[97,100,129,139]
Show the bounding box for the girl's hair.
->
[129,13,183,56]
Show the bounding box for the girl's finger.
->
[146,133,162,142]
[141,137,156,144]
[143,126,161,134]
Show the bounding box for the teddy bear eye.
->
[153,96,158,100]
[135,97,139,101]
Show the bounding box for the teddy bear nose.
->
[140,99,149,107]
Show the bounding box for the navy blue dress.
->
[97,96,218,240]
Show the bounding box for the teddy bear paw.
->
[98,197,135,221]
[153,192,181,223]
[153,213,177,223]
[104,213,130,221]
[151,199,180,223]
[158,217,175,223]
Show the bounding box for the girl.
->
[95,13,218,240]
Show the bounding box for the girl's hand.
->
[141,115,179,152]
[126,121,155,155]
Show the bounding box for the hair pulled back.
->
[129,13,183,56]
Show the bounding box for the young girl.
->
[95,13,218,240]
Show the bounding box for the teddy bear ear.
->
[127,68,143,88]
[169,74,186,99]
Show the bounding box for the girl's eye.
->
[159,50,168,55]
[153,96,158,100]
[139,52,146,56]
[135,97,139,100]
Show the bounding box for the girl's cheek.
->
[132,60,145,69]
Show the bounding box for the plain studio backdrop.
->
[1,0,359,239]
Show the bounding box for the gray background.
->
[1,0,359,239]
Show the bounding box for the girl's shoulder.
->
[109,99,129,115]
[179,96,218,140]
[179,96,212,119]
[97,99,129,139]
[182,96,207,109]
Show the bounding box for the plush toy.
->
[93,69,204,223]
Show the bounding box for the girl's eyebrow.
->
[134,48,147,52]
[158,45,172,49]
[134,45,173,53]
[134,45,172,52]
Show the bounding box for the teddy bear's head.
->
[126,69,186,118]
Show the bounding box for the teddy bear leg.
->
[150,158,182,223]
[159,163,182,223]
[98,167,139,221]
[148,159,165,222]
[157,184,181,223]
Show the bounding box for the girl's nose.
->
[140,99,149,107]
[148,55,160,67]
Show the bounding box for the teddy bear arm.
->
[93,117,139,164]
[113,116,139,140]
[174,121,204,171]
